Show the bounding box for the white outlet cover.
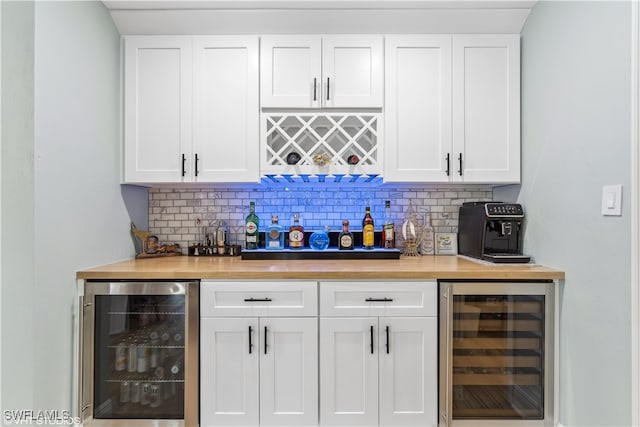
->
[601,184,622,216]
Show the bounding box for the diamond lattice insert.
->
[263,113,379,173]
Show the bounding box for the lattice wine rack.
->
[261,113,381,181]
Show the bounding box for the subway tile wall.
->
[148,185,493,252]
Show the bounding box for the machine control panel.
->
[485,203,524,217]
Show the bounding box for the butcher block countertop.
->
[77,255,564,281]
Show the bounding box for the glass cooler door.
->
[92,293,186,419]
[449,292,546,420]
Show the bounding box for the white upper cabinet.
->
[261,35,383,108]
[384,35,452,182]
[124,36,192,183]
[193,36,260,183]
[384,34,520,184]
[452,34,520,183]
[123,36,260,184]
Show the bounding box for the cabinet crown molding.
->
[105,1,534,35]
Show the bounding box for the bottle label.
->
[384,225,394,241]
[363,224,375,247]
[269,229,280,240]
[340,235,353,248]
[289,230,303,247]
[246,221,257,234]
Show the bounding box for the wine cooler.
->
[439,281,555,426]
[79,280,199,426]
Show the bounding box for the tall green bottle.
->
[245,201,259,249]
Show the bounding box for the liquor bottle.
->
[266,215,285,250]
[245,201,259,249]
[338,220,354,250]
[362,205,375,249]
[420,213,435,255]
[288,213,304,249]
[309,226,330,250]
[382,200,395,249]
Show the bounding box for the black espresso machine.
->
[458,202,531,263]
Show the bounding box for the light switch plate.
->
[602,184,622,216]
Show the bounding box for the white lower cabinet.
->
[320,281,438,427]
[320,317,437,426]
[201,280,436,427]
[200,281,318,426]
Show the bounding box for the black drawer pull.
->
[243,298,272,302]
[365,298,394,302]
[248,325,253,354]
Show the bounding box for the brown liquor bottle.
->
[362,205,375,249]
[288,213,304,249]
[338,220,354,250]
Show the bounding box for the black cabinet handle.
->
[458,153,463,176]
[446,153,451,176]
[264,326,268,355]
[385,325,390,354]
[194,154,199,177]
[243,298,272,302]
[313,78,317,101]
[248,325,253,354]
[327,77,330,101]
[365,298,394,302]
[370,325,374,354]
[181,154,186,177]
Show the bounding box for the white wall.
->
[511,2,632,425]
[1,0,145,415]
[1,0,35,412]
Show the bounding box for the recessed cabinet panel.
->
[260,318,318,426]
[320,317,379,426]
[323,36,383,108]
[452,35,520,183]
[384,36,452,182]
[260,36,322,108]
[379,317,437,426]
[193,37,259,182]
[200,318,259,426]
[124,37,192,183]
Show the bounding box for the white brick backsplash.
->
[147,185,494,252]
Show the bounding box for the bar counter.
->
[77,255,564,281]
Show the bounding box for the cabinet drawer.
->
[320,281,437,317]
[201,281,317,317]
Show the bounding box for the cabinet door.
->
[200,318,259,426]
[384,36,452,182]
[320,318,378,426]
[261,36,321,108]
[123,36,192,183]
[323,35,383,108]
[260,318,318,426]
[379,317,438,426]
[193,36,260,183]
[452,35,520,183]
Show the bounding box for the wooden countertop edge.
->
[76,256,564,281]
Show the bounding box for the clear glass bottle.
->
[338,220,354,250]
[421,213,435,255]
[362,205,375,249]
[382,200,395,249]
[245,201,259,249]
[266,215,285,250]
[288,213,304,249]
